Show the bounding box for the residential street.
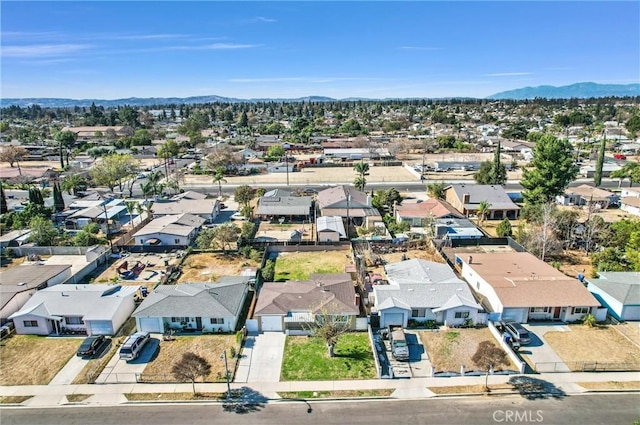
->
[1,394,638,425]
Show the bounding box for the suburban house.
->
[65,198,127,234]
[151,199,220,223]
[9,284,137,336]
[586,272,640,321]
[0,229,31,250]
[456,252,600,323]
[620,188,640,216]
[322,148,392,161]
[0,265,71,322]
[395,198,463,227]
[253,273,359,333]
[556,184,619,209]
[370,259,483,328]
[580,163,621,178]
[255,191,312,222]
[172,191,207,201]
[433,217,484,240]
[317,185,383,228]
[132,276,252,334]
[133,213,205,247]
[443,184,520,220]
[316,216,347,242]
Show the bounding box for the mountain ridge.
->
[487,82,640,100]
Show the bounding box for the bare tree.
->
[0,146,27,171]
[171,352,212,394]
[306,305,351,358]
[472,341,508,391]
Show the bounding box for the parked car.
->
[119,331,150,361]
[230,212,248,221]
[77,335,106,357]
[0,322,15,340]
[613,153,627,160]
[389,325,410,361]
[300,187,318,196]
[501,319,531,345]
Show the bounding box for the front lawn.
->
[281,333,376,381]
[140,335,238,383]
[0,335,82,385]
[273,251,350,281]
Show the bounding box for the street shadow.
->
[508,376,567,400]
[222,386,268,414]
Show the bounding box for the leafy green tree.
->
[234,185,255,207]
[372,188,402,215]
[266,145,285,159]
[591,247,630,272]
[196,223,239,254]
[73,223,106,246]
[610,162,640,188]
[89,154,139,193]
[426,182,446,199]
[54,130,77,168]
[496,218,512,236]
[61,174,86,195]
[474,143,506,185]
[625,115,640,138]
[238,111,249,128]
[28,216,58,246]
[521,135,578,208]
[261,259,275,281]
[353,161,370,192]
[28,187,44,206]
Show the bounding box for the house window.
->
[174,239,180,244]
[65,316,83,325]
[171,317,189,323]
[210,318,224,324]
[454,311,470,319]
[23,320,38,327]
[529,307,550,313]
[572,307,589,315]
[412,309,426,318]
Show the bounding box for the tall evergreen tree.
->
[0,181,7,214]
[53,182,65,212]
[594,134,606,187]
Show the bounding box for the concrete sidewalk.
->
[2,371,638,407]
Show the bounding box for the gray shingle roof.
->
[447,184,520,210]
[134,213,205,237]
[317,185,369,210]
[588,272,640,305]
[256,196,312,216]
[384,259,463,285]
[132,277,250,318]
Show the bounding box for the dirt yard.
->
[419,328,516,373]
[255,222,314,242]
[544,325,640,369]
[273,250,353,281]
[368,244,444,278]
[554,250,593,279]
[140,335,238,383]
[0,336,82,385]
[178,253,260,283]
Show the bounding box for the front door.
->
[553,307,561,320]
[195,317,202,330]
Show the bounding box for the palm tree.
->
[143,201,154,219]
[477,200,492,225]
[125,200,137,229]
[212,168,227,198]
[146,170,164,196]
[61,174,86,196]
[140,181,154,201]
[353,161,370,192]
[426,182,446,199]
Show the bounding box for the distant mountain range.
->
[2,82,639,107]
[488,82,640,100]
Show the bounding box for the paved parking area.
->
[49,338,112,385]
[95,337,160,384]
[521,324,571,373]
[237,333,286,383]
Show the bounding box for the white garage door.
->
[383,313,404,328]
[623,306,640,321]
[261,316,283,332]
[138,317,163,333]
[87,320,113,336]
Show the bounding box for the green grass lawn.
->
[273,251,347,281]
[281,333,376,381]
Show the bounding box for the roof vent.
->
[17,282,26,286]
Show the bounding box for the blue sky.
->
[2,1,639,99]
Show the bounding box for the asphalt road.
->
[1,394,638,425]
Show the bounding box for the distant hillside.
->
[488,82,640,100]
[0,95,339,108]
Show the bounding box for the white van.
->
[119,331,150,361]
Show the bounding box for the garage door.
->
[383,313,404,328]
[87,320,113,336]
[623,306,640,321]
[261,316,283,332]
[138,317,163,333]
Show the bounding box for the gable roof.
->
[316,216,346,237]
[134,213,205,237]
[317,185,369,210]
[152,199,217,216]
[132,276,250,318]
[256,196,312,216]
[446,184,520,210]
[9,284,137,321]
[457,252,599,308]
[564,184,616,201]
[172,191,207,201]
[254,273,358,316]
[395,199,463,219]
[587,272,640,305]
[385,259,463,285]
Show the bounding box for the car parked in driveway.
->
[0,322,15,340]
[501,319,531,345]
[230,212,248,221]
[77,335,106,357]
[119,331,150,361]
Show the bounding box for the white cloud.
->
[2,44,92,58]
[484,72,532,77]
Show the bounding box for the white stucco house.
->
[586,272,640,321]
[133,213,205,247]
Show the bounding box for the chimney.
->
[462,193,470,204]
[355,293,360,306]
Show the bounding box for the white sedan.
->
[230,212,248,221]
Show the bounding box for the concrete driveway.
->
[520,324,571,373]
[49,337,113,385]
[95,337,160,384]
[236,333,286,383]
